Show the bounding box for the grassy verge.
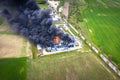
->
[30,44,39,59]
[68,24,78,36]
[0,31,14,35]
[21,39,27,57]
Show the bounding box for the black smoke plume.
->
[0,0,75,48]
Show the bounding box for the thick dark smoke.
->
[0,0,75,48]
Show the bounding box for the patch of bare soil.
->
[0,34,23,58]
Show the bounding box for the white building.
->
[48,0,60,11]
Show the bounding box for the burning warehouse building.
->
[37,34,76,55]
[0,0,75,55]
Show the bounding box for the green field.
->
[27,51,120,80]
[0,57,27,80]
[69,0,120,67]
[0,51,120,80]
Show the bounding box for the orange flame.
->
[54,35,60,44]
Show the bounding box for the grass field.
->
[69,0,120,66]
[0,51,120,80]
[27,51,120,80]
[81,0,120,65]
[0,57,27,80]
